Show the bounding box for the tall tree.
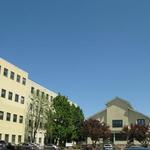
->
[46,94,85,146]
[26,92,49,143]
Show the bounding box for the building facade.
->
[0,58,57,145]
[89,97,150,145]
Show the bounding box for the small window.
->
[29,120,32,127]
[40,122,42,128]
[137,119,145,125]
[19,116,23,123]
[5,134,9,142]
[18,135,22,143]
[31,87,34,94]
[0,133,2,140]
[15,94,19,102]
[10,71,15,80]
[50,96,53,100]
[3,68,8,77]
[112,120,123,128]
[16,75,21,83]
[1,89,6,98]
[42,92,44,98]
[12,135,16,144]
[13,114,17,122]
[8,92,13,100]
[6,112,11,121]
[0,111,4,120]
[36,90,39,96]
[0,66,1,74]
[39,137,42,144]
[21,96,25,104]
[22,78,26,85]
[46,94,49,100]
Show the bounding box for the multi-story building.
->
[0,58,57,145]
[89,97,150,146]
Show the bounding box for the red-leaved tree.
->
[81,119,111,144]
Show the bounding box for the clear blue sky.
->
[0,1,150,117]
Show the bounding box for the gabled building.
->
[89,97,150,145]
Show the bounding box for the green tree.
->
[46,94,84,146]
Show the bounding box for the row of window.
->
[112,119,145,128]
[0,66,26,85]
[31,87,53,100]
[0,111,24,123]
[0,133,22,143]
[0,89,25,104]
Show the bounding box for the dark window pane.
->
[10,71,15,80]
[1,89,6,98]
[8,92,13,100]
[137,119,145,125]
[5,134,9,142]
[15,94,19,102]
[31,87,34,94]
[22,78,26,85]
[18,135,22,143]
[112,120,123,128]
[19,116,23,123]
[6,112,11,121]
[3,68,8,77]
[0,111,4,120]
[12,135,16,144]
[16,75,21,83]
[13,114,17,122]
[21,96,25,104]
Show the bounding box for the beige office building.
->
[0,58,57,145]
[89,97,150,146]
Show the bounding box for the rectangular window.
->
[5,134,9,142]
[15,94,19,102]
[8,92,13,100]
[12,135,16,144]
[18,135,22,143]
[39,137,42,144]
[36,90,39,96]
[21,96,25,104]
[29,120,32,127]
[10,71,15,80]
[112,120,123,128]
[137,119,145,125]
[22,77,26,85]
[1,89,6,98]
[13,114,17,122]
[46,94,49,100]
[42,92,44,98]
[3,68,8,77]
[19,116,23,123]
[16,74,21,83]
[31,87,34,94]
[6,112,11,121]
[0,111,4,120]
[0,133,2,140]
[50,96,53,100]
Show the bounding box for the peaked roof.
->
[106,97,133,109]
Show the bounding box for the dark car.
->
[0,141,7,150]
[125,146,150,150]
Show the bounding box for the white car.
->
[103,144,113,150]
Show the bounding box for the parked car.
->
[44,144,60,150]
[0,141,7,150]
[125,146,150,150]
[103,144,113,150]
